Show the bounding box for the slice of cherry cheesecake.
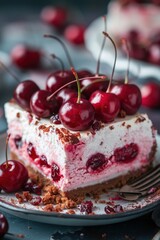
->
[4,101,157,198]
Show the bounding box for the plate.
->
[85,16,160,80]
[0,133,160,226]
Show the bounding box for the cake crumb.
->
[119,110,126,118]
[109,125,114,130]
[127,124,131,129]
[16,112,21,118]
[66,209,75,214]
[135,116,146,123]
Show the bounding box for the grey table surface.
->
[0,6,160,240]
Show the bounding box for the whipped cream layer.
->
[107,2,160,38]
[5,102,156,192]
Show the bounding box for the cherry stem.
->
[96,16,107,76]
[44,34,74,68]
[50,53,65,75]
[0,60,20,83]
[103,31,117,93]
[121,38,130,84]
[47,76,105,101]
[5,134,11,168]
[71,67,81,103]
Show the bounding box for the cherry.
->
[81,76,108,99]
[59,67,95,131]
[114,143,138,163]
[104,205,123,214]
[46,70,74,93]
[90,32,120,123]
[0,59,40,111]
[111,38,142,115]
[30,90,58,118]
[0,213,8,238]
[41,6,68,29]
[64,24,86,45]
[79,201,93,214]
[112,83,142,115]
[0,135,28,193]
[27,143,38,160]
[14,80,40,111]
[77,69,93,78]
[56,88,80,106]
[11,44,41,70]
[59,97,95,131]
[141,82,160,108]
[86,153,107,173]
[90,90,120,122]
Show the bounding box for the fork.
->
[113,164,160,201]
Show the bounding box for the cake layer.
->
[5,102,157,194]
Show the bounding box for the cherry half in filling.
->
[27,143,38,160]
[86,153,107,173]
[114,143,139,163]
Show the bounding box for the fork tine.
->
[130,164,160,187]
[132,171,160,192]
[139,178,160,192]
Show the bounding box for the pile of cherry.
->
[10,32,143,132]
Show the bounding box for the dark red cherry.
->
[46,70,74,93]
[56,88,79,106]
[0,160,28,193]
[89,90,120,123]
[141,82,160,108]
[114,143,139,163]
[30,90,58,118]
[14,80,40,111]
[0,213,8,237]
[77,69,93,78]
[81,76,108,99]
[86,153,107,173]
[59,98,95,131]
[41,6,68,28]
[80,201,93,214]
[111,84,142,115]
[64,24,86,45]
[11,44,41,70]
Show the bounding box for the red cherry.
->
[64,24,85,45]
[11,44,41,70]
[30,90,58,118]
[41,6,68,28]
[129,43,149,61]
[59,98,95,131]
[77,69,93,78]
[111,83,142,115]
[81,75,108,99]
[0,213,8,237]
[0,160,28,193]
[89,90,120,122]
[141,82,160,108]
[14,80,40,111]
[46,70,74,93]
[56,88,80,106]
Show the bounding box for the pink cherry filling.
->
[86,143,139,173]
